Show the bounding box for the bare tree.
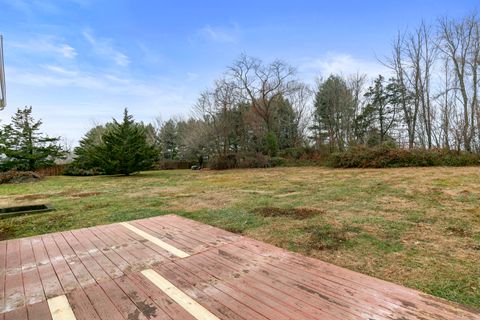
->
[438,13,480,151]
[385,32,418,148]
[195,79,240,156]
[287,82,313,146]
[348,73,368,144]
[405,22,437,149]
[228,54,300,132]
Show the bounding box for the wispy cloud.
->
[9,36,77,59]
[5,63,196,141]
[9,62,183,98]
[196,24,240,43]
[82,29,130,66]
[299,53,390,80]
[41,64,78,76]
[0,0,64,15]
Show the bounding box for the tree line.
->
[152,12,480,166]
[2,12,480,174]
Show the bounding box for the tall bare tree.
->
[438,13,480,151]
[385,32,418,148]
[228,54,300,132]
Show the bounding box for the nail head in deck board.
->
[141,269,220,320]
[120,222,190,258]
[47,295,76,320]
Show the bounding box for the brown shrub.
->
[0,170,43,184]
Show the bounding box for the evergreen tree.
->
[272,95,299,149]
[363,75,397,145]
[159,119,179,159]
[0,106,66,171]
[93,108,157,175]
[313,76,355,151]
[71,124,108,170]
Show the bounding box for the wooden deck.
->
[0,215,478,320]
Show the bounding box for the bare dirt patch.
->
[70,192,103,198]
[167,192,237,212]
[125,186,184,198]
[15,193,52,201]
[255,207,325,219]
[302,224,351,251]
[15,190,103,200]
[377,196,418,210]
[445,226,471,237]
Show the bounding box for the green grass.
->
[0,167,479,309]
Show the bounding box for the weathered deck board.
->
[19,238,44,306]
[0,214,478,319]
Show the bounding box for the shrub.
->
[279,147,304,160]
[328,145,480,168]
[208,153,275,170]
[269,156,286,167]
[154,160,198,170]
[0,170,43,184]
[237,153,270,168]
[208,154,238,170]
[63,165,102,176]
[263,131,278,156]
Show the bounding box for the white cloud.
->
[197,24,240,43]
[4,64,197,143]
[82,29,130,66]
[9,37,77,59]
[0,0,86,15]
[41,64,78,76]
[299,53,390,81]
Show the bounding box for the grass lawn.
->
[0,166,479,309]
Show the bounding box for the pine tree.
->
[71,124,108,171]
[94,108,158,175]
[0,106,66,171]
[363,75,397,145]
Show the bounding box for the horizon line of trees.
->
[2,11,480,174]
[149,11,480,164]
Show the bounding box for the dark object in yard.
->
[255,207,325,219]
[0,170,42,184]
[191,165,201,170]
[0,204,54,219]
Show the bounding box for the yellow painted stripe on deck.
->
[141,269,219,320]
[120,222,190,258]
[47,295,76,320]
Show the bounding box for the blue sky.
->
[0,0,478,144]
